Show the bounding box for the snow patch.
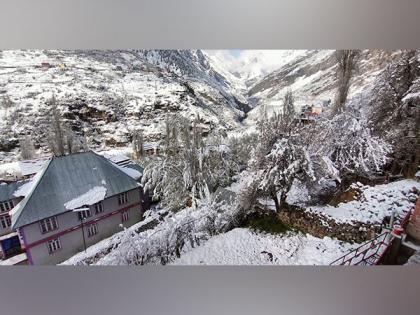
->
[172,228,356,265]
[64,186,107,210]
[306,180,420,225]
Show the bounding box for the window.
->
[87,223,98,237]
[47,238,61,254]
[118,192,129,205]
[0,215,11,229]
[39,216,59,234]
[94,202,103,214]
[77,209,92,221]
[0,200,13,213]
[121,210,129,223]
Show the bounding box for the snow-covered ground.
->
[62,178,420,265]
[306,180,420,225]
[172,228,356,265]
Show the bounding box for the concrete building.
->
[11,151,146,265]
[0,181,26,259]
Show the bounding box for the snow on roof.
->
[0,180,28,202]
[18,157,50,176]
[116,165,142,180]
[98,152,130,165]
[0,156,50,179]
[64,186,107,210]
[122,163,144,180]
[13,172,43,198]
[11,151,141,229]
[0,161,21,178]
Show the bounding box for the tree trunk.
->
[271,194,280,213]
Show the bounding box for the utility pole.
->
[80,216,87,253]
[73,207,89,252]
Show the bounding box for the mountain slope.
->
[0,50,249,161]
[244,50,401,123]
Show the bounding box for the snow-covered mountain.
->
[244,49,402,124]
[0,49,413,162]
[0,50,250,161]
[205,50,309,88]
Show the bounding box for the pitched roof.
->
[124,163,144,175]
[0,180,28,202]
[11,151,141,229]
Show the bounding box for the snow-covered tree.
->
[367,50,420,176]
[142,114,239,211]
[1,95,14,118]
[227,133,258,168]
[282,90,296,123]
[250,136,316,212]
[307,109,392,180]
[93,185,241,265]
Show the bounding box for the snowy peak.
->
[205,50,310,87]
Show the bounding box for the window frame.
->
[118,192,129,205]
[93,202,104,215]
[47,238,62,254]
[121,210,130,223]
[39,216,59,234]
[0,215,11,229]
[87,223,98,237]
[0,200,14,213]
[77,209,92,221]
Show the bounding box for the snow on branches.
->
[247,102,392,210]
[307,110,392,178]
[250,136,316,211]
[142,114,239,211]
[86,186,241,265]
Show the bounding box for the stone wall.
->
[277,206,379,243]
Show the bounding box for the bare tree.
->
[64,126,84,154]
[132,130,144,160]
[334,50,360,112]
[282,90,296,122]
[1,95,14,117]
[19,136,36,160]
[46,94,66,156]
